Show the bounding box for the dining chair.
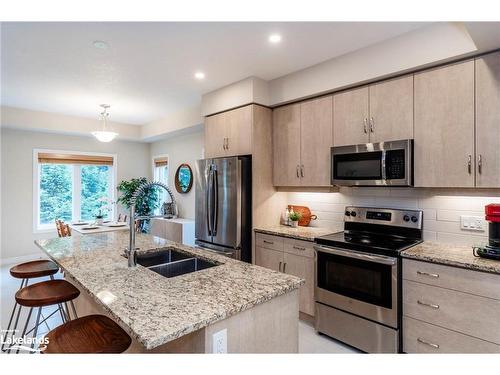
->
[55,220,72,238]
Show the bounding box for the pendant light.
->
[92,104,118,142]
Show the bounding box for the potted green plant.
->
[116,177,160,233]
[288,211,302,228]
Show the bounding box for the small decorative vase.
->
[291,220,299,228]
[96,218,104,225]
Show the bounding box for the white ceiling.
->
[1,22,429,125]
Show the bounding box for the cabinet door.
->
[300,96,333,186]
[476,52,500,187]
[272,103,301,186]
[369,75,414,143]
[226,105,253,156]
[333,86,369,146]
[283,252,314,316]
[414,60,475,187]
[204,112,227,158]
[255,246,283,272]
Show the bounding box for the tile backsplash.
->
[287,187,500,246]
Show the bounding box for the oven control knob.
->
[411,216,418,223]
[345,211,351,216]
[350,211,357,217]
[403,215,410,222]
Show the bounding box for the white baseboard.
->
[0,253,48,266]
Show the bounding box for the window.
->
[34,151,116,231]
[152,155,169,215]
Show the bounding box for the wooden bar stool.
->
[42,315,131,354]
[10,280,80,354]
[2,260,60,354]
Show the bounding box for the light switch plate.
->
[212,329,227,353]
[460,215,486,232]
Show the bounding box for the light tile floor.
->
[1,263,358,354]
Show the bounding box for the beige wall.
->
[149,129,204,220]
[0,128,151,261]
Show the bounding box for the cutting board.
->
[287,205,317,227]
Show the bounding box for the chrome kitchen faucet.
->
[126,181,178,267]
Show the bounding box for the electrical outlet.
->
[460,215,485,232]
[212,329,227,354]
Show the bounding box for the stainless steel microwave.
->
[331,139,413,186]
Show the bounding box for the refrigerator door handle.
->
[206,167,212,236]
[212,167,219,236]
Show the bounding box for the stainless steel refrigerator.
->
[195,156,252,262]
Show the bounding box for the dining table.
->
[69,221,130,235]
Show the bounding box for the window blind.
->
[154,157,168,167]
[37,153,114,166]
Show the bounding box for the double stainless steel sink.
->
[135,249,219,278]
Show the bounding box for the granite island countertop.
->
[35,232,303,350]
[254,225,336,241]
[401,241,500,275]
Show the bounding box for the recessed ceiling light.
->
[194,71,205,80]
[268,34,282,44]
[93,40,109,50]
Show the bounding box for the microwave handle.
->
[314,245,397,265]
[381,150,387,180]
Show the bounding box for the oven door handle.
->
[314,245,397,265]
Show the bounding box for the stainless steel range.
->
[314,206,423,353]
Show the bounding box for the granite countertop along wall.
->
[402,241,500,275]
[35,232,303,350]
[254,225,336,241]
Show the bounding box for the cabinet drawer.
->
[403,258,500,300]
[403,279,500,344]
[284,238,314,258]
[255,233,284,252]
[404,317,500,353]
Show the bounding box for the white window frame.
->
[151,154,169,215]
[33,149,118,233]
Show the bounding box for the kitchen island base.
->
[68,273,299,353]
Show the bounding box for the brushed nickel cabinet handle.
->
[417,270,439,278]
[293,246,306,251]
[278,261,282,272]
[263,240,274,245]
[226,138,229,150]
[283,262,287,273]
[369,117,374,133]
[223,138,226,150]
[417,300,440,309]
[363,118,368,134]
[300,165,304,178]
[468,155,472,174]
[296,165,300,178]
[478,154,482,174]
[417,337,439,349]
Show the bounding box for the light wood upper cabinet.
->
[273,97,332,187]
[414,60,475,188]
[272,103,301,186]
[204,112,227,158]
[300,96,333,186]
[204,105,253,158]
[369,76,414,143]
[333,87,369,146]
[475,51,500,188]
[226,105,253,156]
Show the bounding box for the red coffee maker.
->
[473,204,500,260]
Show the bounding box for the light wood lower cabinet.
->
[403,317,500,353]
[255,233,315,316]
[403,258,500,353]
